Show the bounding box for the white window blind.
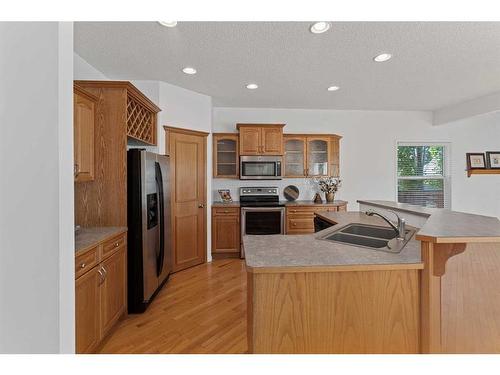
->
[397,143,451,209]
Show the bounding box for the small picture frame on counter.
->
[466,153,486,170]
[486,151,500,169]
[218,189,233,203]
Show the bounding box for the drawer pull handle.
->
[292,223,297,226]
[80,263,86,269]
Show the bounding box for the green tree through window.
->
[397,145,447,208]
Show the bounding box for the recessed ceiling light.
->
[373,53,392,62]
[310,22,331,34]
[327,86,340,91]
[158,21,177,28]
[182,67,197,75]
[246,83,258,90]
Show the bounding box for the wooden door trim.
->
[164,125,209,137]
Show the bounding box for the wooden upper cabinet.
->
[283,134,342,178]
[330,136,340,177]
[284,136,307,177]
[74,85,98,182]
[261,127,284,155]
[238,126,261,155]
[306,136,330,177]
[237,124,285,155]
[213,133,239,178]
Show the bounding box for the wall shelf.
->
[467,169,500,177]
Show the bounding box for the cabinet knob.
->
[198,203,205,208]
[292,223,297,226]
[115,242,120,248]
[224,210,228,213]
[80,263,86,269]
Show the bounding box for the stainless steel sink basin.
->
[318,223,415,253]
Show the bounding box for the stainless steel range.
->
[240,187,285,258]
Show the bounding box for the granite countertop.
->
[357,199,438,217]
[244,211,422,269]
[212,200,348,208]
[75,227,127,254]
[283,200,347,207]
[212,201,241,207]
[358,200,500,243]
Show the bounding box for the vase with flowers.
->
[313,176,342,203]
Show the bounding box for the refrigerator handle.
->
[155,161,165,277]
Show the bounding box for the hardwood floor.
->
[98,258,247,354]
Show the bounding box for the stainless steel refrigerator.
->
[127,149,172,313]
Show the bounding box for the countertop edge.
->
[357,200,433,217]
[75,227,128,255]
[246,262,424,273]
[212,200,348,208]
[356,200,500,242]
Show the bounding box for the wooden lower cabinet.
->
[212,207,240,256]
[75,267,101,353]
[286,202,347,234]
[75,235,127,354]
[100,248,127,338]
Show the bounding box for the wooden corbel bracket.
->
[432,243,467,277]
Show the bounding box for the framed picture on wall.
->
[466,153,486,170]
[486,151,500,169]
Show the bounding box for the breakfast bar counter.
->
[245,201,500,354]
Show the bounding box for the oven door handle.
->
[241,207,285,212]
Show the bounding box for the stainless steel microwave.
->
[239,155,282,180]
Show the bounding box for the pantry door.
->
[166,127,208,273]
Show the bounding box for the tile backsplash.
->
[212,178,329,202]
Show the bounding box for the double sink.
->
[319,223,416,253]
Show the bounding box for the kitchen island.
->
[244,202,500,354]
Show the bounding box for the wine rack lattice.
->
[126,94,157,145]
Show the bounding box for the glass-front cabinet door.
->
[284,136,306,177]
[213,134,239,178]
[306,137,330,177]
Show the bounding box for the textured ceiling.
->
[74,22,500,110]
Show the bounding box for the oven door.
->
[241,207,285,236]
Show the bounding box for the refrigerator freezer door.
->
[142,151,160,301]
[157,154,172,284]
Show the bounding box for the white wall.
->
[0,22,74,353]
[213,107,500,218]
[74,52,107,80]
[159,82,213,260]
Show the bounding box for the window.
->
[397,143,450,209]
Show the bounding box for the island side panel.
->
[420,241,442,353]
[440,242,500,353]
[248,269,420,354]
